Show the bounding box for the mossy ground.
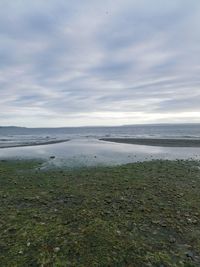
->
[0,159,200,266]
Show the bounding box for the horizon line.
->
[1,122,200,129]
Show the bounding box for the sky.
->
[0,0,200,127]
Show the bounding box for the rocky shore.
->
[0,159,200,266]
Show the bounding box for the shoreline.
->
[0,139,70,149]
[100,137,200,147]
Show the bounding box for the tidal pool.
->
[0,138,200,168]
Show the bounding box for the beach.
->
[0,159,200,266]
[0,139,70,149]
[100,138,200,147]
[1,126,200,266]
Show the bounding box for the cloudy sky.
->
[0,0,200,127]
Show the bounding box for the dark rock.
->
[186,251,194,259]
[7,227,17,234]
[160,221,167,227]
[138,207,145,212]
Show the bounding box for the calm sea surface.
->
[1,124,200,139]
[0,124,200,167]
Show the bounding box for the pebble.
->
[160,222,167,227]
[54,247,60,253]
[169,236,176,243]
[186,218,198,224]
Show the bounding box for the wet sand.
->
[0,139,70,149]
[100,138,200,147]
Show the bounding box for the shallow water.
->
[0,138,200,168]
[1,124,200,150]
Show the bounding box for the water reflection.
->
[0,138,200,168]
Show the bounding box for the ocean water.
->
[1,124,200,141]
[0,124,200,167]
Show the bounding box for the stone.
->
[54,247,60,253]
[186,251,194,259]
[169,236,176,243]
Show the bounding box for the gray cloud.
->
[0,0,200,126]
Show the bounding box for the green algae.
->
[0,159,200,266]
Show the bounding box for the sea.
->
[0,124,200,167]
